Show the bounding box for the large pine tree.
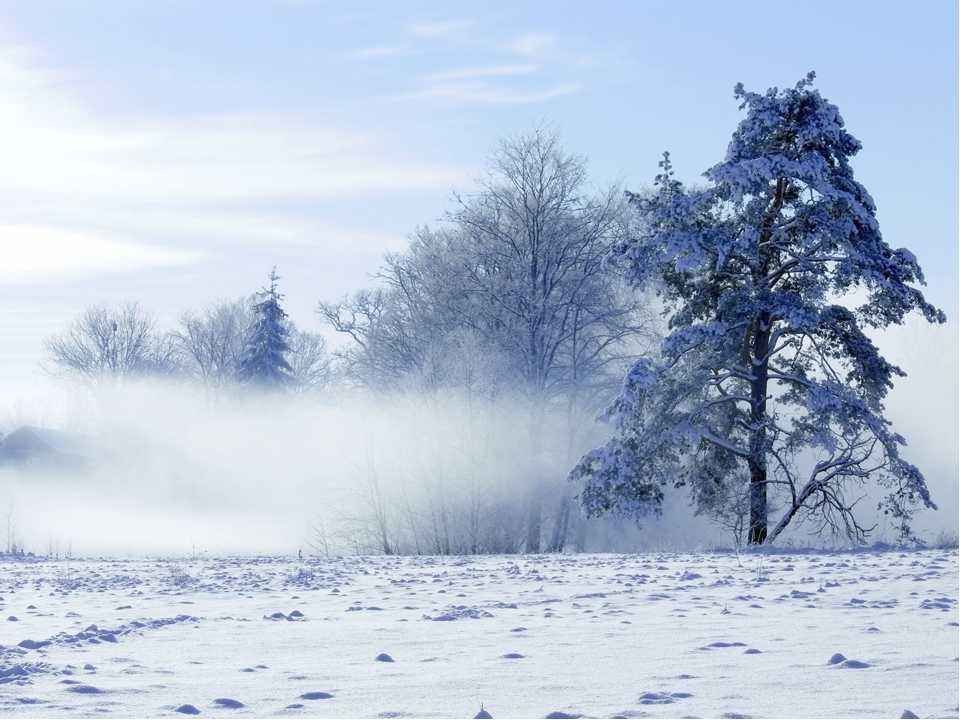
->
[572,73,945,545]
[239,268,293,388]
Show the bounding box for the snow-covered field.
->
[1,548,957,719]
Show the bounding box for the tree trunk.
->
[747,311,772,544]
[548,496,571,552]
[573,514,588,552]
[526,493,542,553]
[746,179,786,545]
[525,394,545,554]
[748,462,768,544]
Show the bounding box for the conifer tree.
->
[572,73,945,544]
[239,267,293,388]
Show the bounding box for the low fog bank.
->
[876,316,959,540]
[0,379,716,556]
[0,366,955,557]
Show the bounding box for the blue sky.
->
[0,1,956,386]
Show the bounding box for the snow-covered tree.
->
[572,73,945,545]
[239,268,293,388]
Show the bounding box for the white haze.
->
[0,378,718,556]
[1,323,955,557]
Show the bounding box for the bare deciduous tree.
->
[287,330,333,393]
[174,299,251,387]
[449,128,652,551]
[44,303,178,381]
[321,129,656,553]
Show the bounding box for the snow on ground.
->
[0,548,957,719]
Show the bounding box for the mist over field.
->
[0,378,724,556]
[1,324,955,557]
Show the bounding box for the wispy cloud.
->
[0,48,466,281]
[54,209,410,253]
[1,225,203,283]
[509,32,557,58]
[350,45,412,60]
[413,81,582,105]
[406,19,474,39]
[346,21,583,108]
[426,64,539,83]
[1,109,466,202]
[0,51,465,202]
[403,39,580,106]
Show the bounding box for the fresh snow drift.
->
[0,548,957,718]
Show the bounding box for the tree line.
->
[45,269,332,393]
[42,74,945,550]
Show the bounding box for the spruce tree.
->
[572,73,945,545]
[239,268,293,388]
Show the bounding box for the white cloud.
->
[51,209,408,253]
[426,64,539,83]
[0,225,203,283]
[399,32,580,107]
[413,81,582,105]
[509,33,557,58]
[351,45,412,60]
[0,46,466,283]
[0,51,465,205]
[406,19,474,39]
[0,112,464,202]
